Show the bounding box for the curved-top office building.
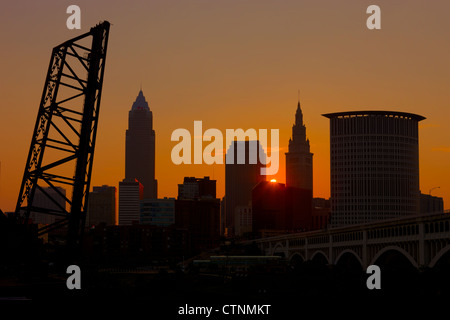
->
[322,111,425,227]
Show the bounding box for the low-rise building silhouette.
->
[87,185,117,226]
[175,176,220,255]
[140,197,175,226]
[420,193,444,214]
[119,178,143,226]
[30,187,66,225]
[252,180,312,237]
[178,176,216,200]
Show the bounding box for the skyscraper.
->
[285,101,313,192]
[323,110,425,227]
[225,140,266,236]
[125,90,157,199]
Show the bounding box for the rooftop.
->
[131,90,150,111]
[322,110,425,121]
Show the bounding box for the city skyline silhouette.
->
[1,1,449,214]
[1,2,450,308]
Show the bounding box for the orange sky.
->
[1,0,449,212]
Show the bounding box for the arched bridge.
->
[245,212,450,269]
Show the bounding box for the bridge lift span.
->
[13,21,110,251]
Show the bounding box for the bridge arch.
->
[429,244,450,268]
[310,250,330,264]
[334,249,364,268]
[370,246,418,268]
[289,252,305,263]
[271,242,286,258]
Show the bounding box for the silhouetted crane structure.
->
[14,21,110,251]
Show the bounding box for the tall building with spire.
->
[285,100,313,193]
[125,90,157,199]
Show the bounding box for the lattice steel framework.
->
[14,21,110,247]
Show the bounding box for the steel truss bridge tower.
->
[14,21,110,250]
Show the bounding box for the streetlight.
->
[429,187,440,195]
